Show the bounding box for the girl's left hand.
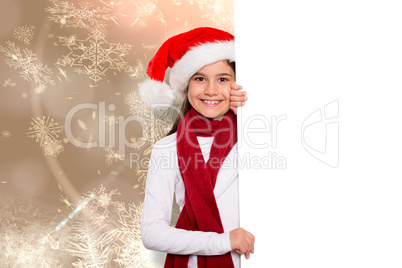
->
[229,82,247,115]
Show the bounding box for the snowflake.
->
[13,25,35,45]
[127,59,145,80]
[130,0,157,25]
[129,133,149,150]
[87,185,118,213]
[124,91,150,118]
[42,139,64,157]
[0,199,72,267]
[0,41,55,94]
[96,192,113,209]
[57,185,161,267]
[148,119,172,142]
[66,217,117,267]
[2,130,11,138]
[45,0,116,30]
[184,0,234,31]
[1,186,163,267]
[34,85,46,94]
[105,147,124,165]
[113,202,161,267]
[2,78,16,87]
[26,114,63,147]
[62,186,116,266]
[56,26,132,82]
[74,67,86,75]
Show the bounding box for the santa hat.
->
[139,27,235,106]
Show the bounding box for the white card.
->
[234,1,402,267]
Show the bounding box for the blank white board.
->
[234,1,402,267]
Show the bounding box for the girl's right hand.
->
[229,228,255,259]
[229,82,247,115]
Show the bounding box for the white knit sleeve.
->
[141,145,233,256]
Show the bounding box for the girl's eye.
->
[194,77,205,81]
[218,77,228,82]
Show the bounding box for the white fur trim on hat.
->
[169,40,235,98]
[138,79,175,107]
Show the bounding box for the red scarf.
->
[164,107,237,268]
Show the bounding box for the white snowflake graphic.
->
[131,0,158,26]
[124,91,150,118]
[128,58,146,80]
[56,185,161,267]
[175,0,234,31]
[42,139,64,157]
[0,41,55,94]
[45,0,116,30]
[105,147,124,165]
[113,201,160,267]
[26,114,63,147]
[2,78,16,87]
[2,130,11,138]
[94,190,115,210]
[13,25,35,45]
[0,186,161,267]
[0,199,72,267]
[56,26,132,82]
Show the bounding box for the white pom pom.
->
[138,79,175,107]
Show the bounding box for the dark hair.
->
[166,60,236,136]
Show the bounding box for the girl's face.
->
[187,61,235,120]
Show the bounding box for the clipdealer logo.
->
[63,100,339,169]
[63,100,290,170]
[301,100,339,168]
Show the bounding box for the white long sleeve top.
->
[141,132,240,268]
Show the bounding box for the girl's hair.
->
[166,60,236,136]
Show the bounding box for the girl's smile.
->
[200,99,223,106]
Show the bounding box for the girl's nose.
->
[204,82,219,96]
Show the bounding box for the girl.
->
[140,27,254,268]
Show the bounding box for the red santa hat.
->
[139,27,235,106]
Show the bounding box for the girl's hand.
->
[229,227,255,259]
[229,82,247,115]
